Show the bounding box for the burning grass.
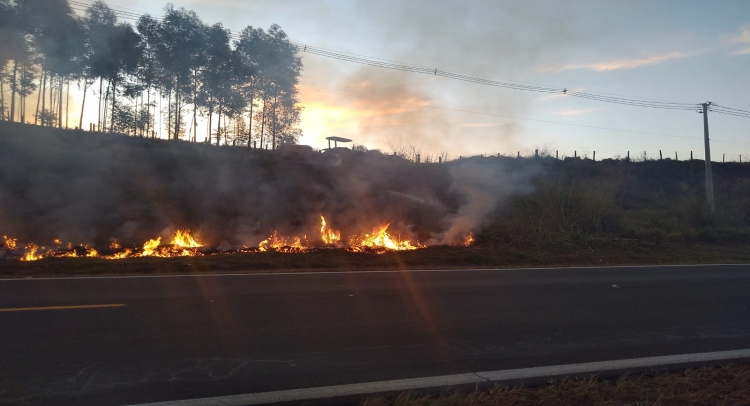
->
[361,364,750,406]
[1,215,461,262]
[1,237,749,278]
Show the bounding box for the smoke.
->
[0,123,542,248]
[431,158,541,244]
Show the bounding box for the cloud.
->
[727,24,750,55]
[541,51,698,72]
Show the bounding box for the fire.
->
[3,236,17,250]
[347,223,423,253]
[141,237,161,256]
[464,232,474,246]
[320,215,341,245]
[0,217,437,261]
[258,231,309,253]
[171,230,202,248]
[21,244,41,261]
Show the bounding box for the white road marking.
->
[127,348,750,406]
[1,263,748,281]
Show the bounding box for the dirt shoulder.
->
[1,239,749,278]
[361,364,750,406]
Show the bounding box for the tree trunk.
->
[145,85,151,138]
[41,70,47,126]
[167,88,172,139]
[0,76,5,121]
[174,86,180,140]
[97,77,103,131]
[65,77,70,129]
[79,79,87,130]
[103,82,109,131]
[259,101,266,150]
[110,78,116,133]
[207,108,212,143]
[216,102,222,146]
[58,75,64,129]
[247,90,254,147]
[47,72,55,127]
[9,61,17,122]
[271,95,278,150]
[33,69,41,124]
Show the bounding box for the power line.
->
[68,0,750,118]
[301,85,750,145]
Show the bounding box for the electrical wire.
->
[66,0,750,119]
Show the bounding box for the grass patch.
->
[362,364,750,406]
[1,239,749,278]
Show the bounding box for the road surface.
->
[1,264,750,405]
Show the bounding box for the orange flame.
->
[320,215,341,245]
[348,223,423,253]
[3,236,17,251]
[171,230,202,248]
[258,231,308,252]
[464,232,474,246]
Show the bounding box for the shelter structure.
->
[326,136,352,149]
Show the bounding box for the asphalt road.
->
[2,264,750,405]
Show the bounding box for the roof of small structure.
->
[325,136,352,143]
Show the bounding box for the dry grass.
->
[1,240,749,278]
[362,365,750,406]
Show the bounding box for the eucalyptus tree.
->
[199,22,239,145]
[136,14,164,138]
[260,24,302,150]
[155,5,206,140]
[234,26,266,147]
[82,1,118,130]
[1,0,32,122]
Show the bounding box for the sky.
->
[72,0,750,159]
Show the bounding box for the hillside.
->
[1,121,749,262]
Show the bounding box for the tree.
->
[155,5,206,140]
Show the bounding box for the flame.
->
[1,218,432,260]
[320,215,341,245]
[258,231,308,252]
[21,244,41,261]
[464,232,474,246]
[170,230,202,248]
[347,223,423,253]
[106,249,132,260]
[141,237,161,257]
[3,236,17,250]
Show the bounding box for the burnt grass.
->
[2,238,750,278]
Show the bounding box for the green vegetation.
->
[483,156,750,247]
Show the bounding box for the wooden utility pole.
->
[701,102,715,214]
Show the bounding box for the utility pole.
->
[701,102,715,214]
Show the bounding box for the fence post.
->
[574,150,577,158]
[723,153,725,163]
[517,151,520,158]
[535,149,538,158]
[659,150,662,160]
[556,150,558,160]
[627,151,629,162]
[593,151,596,161]
[691,151,693,160]
[675,151,677,160]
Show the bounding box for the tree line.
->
[0,0,303,148]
